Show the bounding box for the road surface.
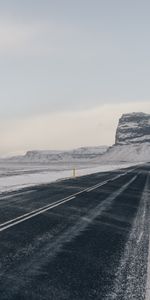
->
[0,164,149,300]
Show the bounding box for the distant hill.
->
[8,146,109,162]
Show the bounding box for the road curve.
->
[0,164,149,300]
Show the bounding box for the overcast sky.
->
[0,0,150,155]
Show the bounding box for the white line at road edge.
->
[0,169,137,233]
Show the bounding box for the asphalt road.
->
[0,164,150,300]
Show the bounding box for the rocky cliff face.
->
[98,112,150,162]
[115,112,150,145]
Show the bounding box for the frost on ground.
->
[0,161,137,194]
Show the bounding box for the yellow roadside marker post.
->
[73,168,76,177]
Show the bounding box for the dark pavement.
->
[0,164,149,300]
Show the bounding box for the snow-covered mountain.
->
[5,112,150,164]
[115,112,150,145]
[10,146,108,162]
[100,112,150,163]
[99,143,150,163]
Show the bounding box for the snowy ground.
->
[0,160,139,194]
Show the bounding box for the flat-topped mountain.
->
[115,112,150,145]
[99,112,150,163]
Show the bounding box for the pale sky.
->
[0,0,150,155]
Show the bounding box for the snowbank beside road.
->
[0,162,138,194]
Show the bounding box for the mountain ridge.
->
[8,146,109,162]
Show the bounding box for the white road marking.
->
[86,180,108,192]
[0,196,76,232]
[86,169,135,193]
[0,169,138,233]
[0,195,77,229]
